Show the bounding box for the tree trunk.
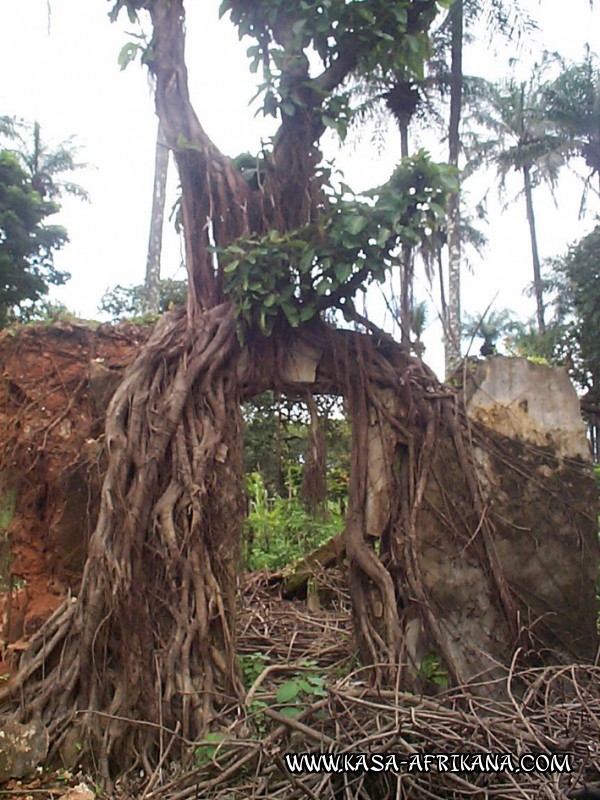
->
[301,395,328,515]
[444,0,463,376]
[144,121,169,315]
[0,306,245,776]
[399,118,413,350]
[523,165,546,334]
[399,120,409,159]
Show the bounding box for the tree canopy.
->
[0,151,68,327]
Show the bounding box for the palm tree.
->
[350,67,442,350]
[544,52,600,194]
[0,116,17,139]
[466,65,569,334]
[9,120,88,201]
[463,308,515,356]
[144,121,169,315]
[434,0,535,373]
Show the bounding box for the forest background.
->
[0,0,598,378]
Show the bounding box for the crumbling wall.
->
[0,322,144,664]
[467,357,598,662]
[396,357,598,691]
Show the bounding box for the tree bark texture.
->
[523,165,546,334]
[445,0,463,376]
[144,121,169,315]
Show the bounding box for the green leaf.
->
[315,278,330,296]
[281,303,300,327]
[281,101,295,117]
[263,293,278,308]
[117,42,139,71]
[280,706,302,719]
[223,259,240,274]
[377,228,392,247]
[292,19,307,36]
[204,732,227,744]
[300,306,316,322]
[344,215,367,236]
[392,7,408,24]
[334,263,352,283]
[276,680,301,703]
[218,0,232,17]
[299,248,316,271]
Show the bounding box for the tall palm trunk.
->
[144,122,169,315]
[399,118,413,350]
[445,0,463,375]
[523,165,546,334]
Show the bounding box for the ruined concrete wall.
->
[467,357,598,663]
[410,357,598,688]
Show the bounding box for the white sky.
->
[0,0,598,377]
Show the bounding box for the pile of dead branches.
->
[133,661,600,800]
[108,578,599,800]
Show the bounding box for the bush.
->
[244,472,342,571]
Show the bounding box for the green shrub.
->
[244,472,342,571]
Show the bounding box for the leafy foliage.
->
[243,391,349,499]
[465,61,568,195]
[417,652,449,690]
[193,732,228,766]
[244,472,343,571]
[274,661,327,718]
[1,120,89,202]
[509,226,600,394]
[544,51,600,188]
[0,152,69,328]
[463,308,517,353]
[99,278,187,320]
[220,0,449,127]
[218,152,456,338]
[547,226,600,393]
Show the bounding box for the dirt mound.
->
[0,321,147,671]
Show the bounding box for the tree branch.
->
[313,46,358,94]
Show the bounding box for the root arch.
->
[0,313,521,775]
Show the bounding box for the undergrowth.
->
[244,471,343,571]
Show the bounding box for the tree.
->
[545,52,600,194]
[466,64,568,334]
[463,307,516,356]
[5,120,89,202]
[144,122,170,314]
[351,73,438,348]
[0,151,68,327]
[444,0,463,372]
[99,277,187,320]
[435,0,535,373]
[0,0,540,778]
[508,225,600,457]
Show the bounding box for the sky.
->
[0,0,598,377]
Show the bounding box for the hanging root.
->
[0,305,245,776]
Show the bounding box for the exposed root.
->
[1,306,245,777]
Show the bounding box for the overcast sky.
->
[0,0,598,376]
